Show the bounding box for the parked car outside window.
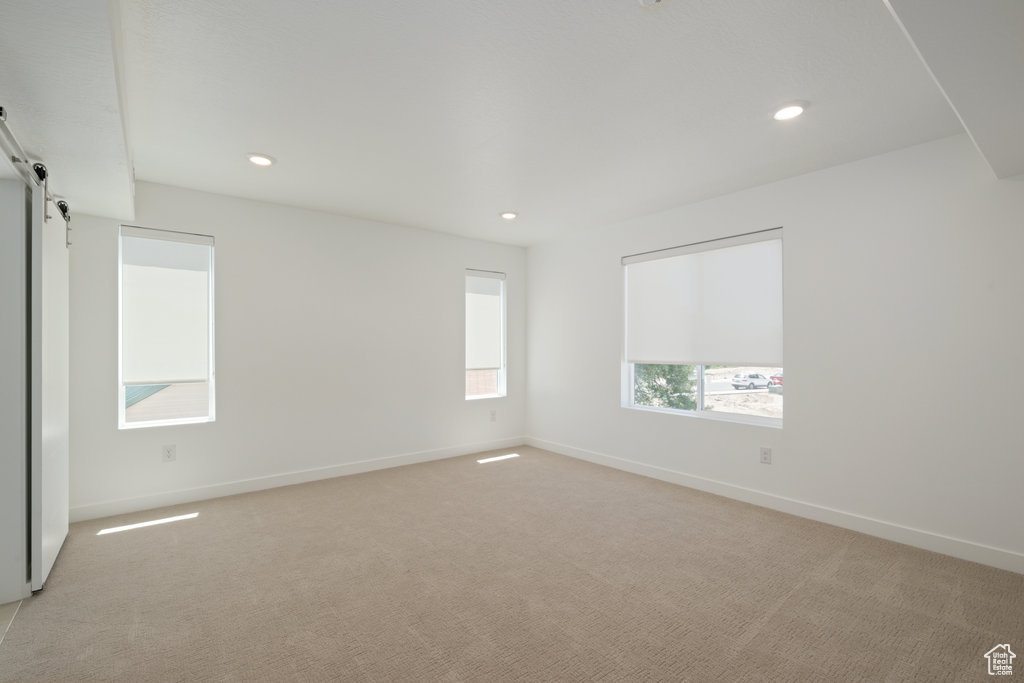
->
[769,372,783,386]
[731,373,770,390]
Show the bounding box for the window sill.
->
[465,394,506,401]
[623,404,782,429]
[118,416,215,430]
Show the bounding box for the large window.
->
[119,225,215,428]
[465,269,506,399]
[624,229,783,426]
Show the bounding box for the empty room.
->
[1,1,1022,680]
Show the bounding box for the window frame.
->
[465,268,507,401]
[117,224,216,430]
[625,363,782,428]
[621,228,783,428]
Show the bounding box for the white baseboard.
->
[525,437,1024,574]
[70,437,527,523]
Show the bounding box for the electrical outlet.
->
[489,410,497,423]
[760,447,772,465]
[162,444,177,462]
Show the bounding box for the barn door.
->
[29,182,69,590]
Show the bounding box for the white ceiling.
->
[0,1,133,218]
[886,0,1024,179]
[1,1,988,245]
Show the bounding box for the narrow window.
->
[624,228,783,426]
[119,225,215,428]
[465,269,506,399]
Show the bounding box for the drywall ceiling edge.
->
[886,0,1024,179]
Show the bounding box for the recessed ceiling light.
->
[247,153,275,167]
[773,104,806,121]
[500,211,518,220]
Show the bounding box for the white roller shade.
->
[466,273,503,370]
[121,229,213,384]
[625,232,782,365]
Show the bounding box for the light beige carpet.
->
[0,601,19,648]
[1,446,1020,681]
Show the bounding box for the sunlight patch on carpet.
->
[97,512,199,536]
[476,453,520,464]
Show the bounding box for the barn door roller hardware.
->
[0,105,72,247]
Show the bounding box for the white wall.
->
[0,180,30,603]
[70,182,526,520]
[525,135,1024,572]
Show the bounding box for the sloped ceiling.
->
[886,0,1024,179]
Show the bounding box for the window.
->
[624,229,783,426]
[119,225,215,428]
[465,269,506,399]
